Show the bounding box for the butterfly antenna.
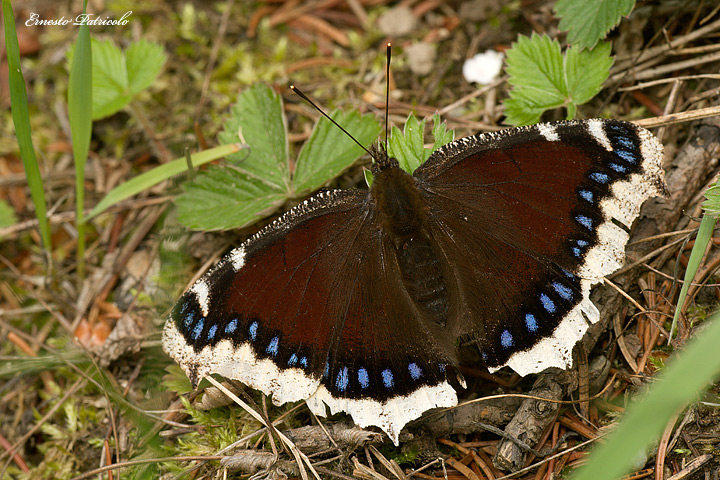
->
[385,43,391,151]
[290,85,373,158]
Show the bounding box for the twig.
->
[611,50,720,84]
[633,105,720,128]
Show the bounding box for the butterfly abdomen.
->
[397,235,449,325]
[372,163,450,327]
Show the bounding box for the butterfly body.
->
[371,155,452,327]
[163,119,667,444]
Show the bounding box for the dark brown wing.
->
[413,119,666,374]
[162,189,456,444]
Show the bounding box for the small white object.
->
[462,50,504,85]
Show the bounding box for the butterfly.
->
[163,117,666,444]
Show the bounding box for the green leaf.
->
[68,1,92,277]
[388,113,426,173]
[217,84,290,191]
[126,39,167,95]
[3,0,50,250]
[503,34,613,126]
[178,85,289,231]
[564,42,614,105]
[88,38,128,119]
[162,365,193,395]
[556,0,636,50]
[179,85,379,231]
[0,199,17,230]
[293,110,381,195]
[386,113,455,174]
[87,143,242,220]
[431,113,454,150]
[669,214,717,339]
[176,166,287,231]
[68,37,166,120]
[702,181,720,217]
[570,309,720,480]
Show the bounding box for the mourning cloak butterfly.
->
[163,118,666,444]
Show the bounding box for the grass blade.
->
[86,143,243,220]
[669,213,716,339]
[68,0,93,278]
[571,309,720,480]
[3,0,50,250]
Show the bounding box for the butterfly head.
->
[369,143,400,174]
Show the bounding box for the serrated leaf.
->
[387,113,427,173]
[176,166,287,231]
[504,34,613,125]
[89,38,128,119]
[503,99,549,127]
[565,42,613,104]
[363,168,374,188]
[556,0,635,50]
[68,38,166,119]
[431,113,454,150]
[162,365,193,395]
[126,39,167,95]
[387,113,454,173]
[702,181,720,218]
[293,110,381,195]
[218,84,290,191]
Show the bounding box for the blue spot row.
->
[590,172,610,184]
[358,367,369,389]
[512,278,577,345]
[579,189,594,203]
[553,282,573,301]
[571,239,590,258]
[191,317,205,340]
[382,369,394,388]
[329,362,426,391]
[207,324,218,340]
[408,363,423,380]
[266,336,279,356]
[525,313,539,332]
[183,307,196,329]
[500,330,513,348]
[540,293,556,313]
[576,215,593,230]
[336,366,349,392]
[614,149,637,164]
[609,162,627,173]
[561,268,576,280]
[225,318,238,334]
[614,135,635,150]
[248,320,258,340]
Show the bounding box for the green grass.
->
[67,0,92,279]
[3,0,51,252]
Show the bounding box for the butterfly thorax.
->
[371,160,450,327]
